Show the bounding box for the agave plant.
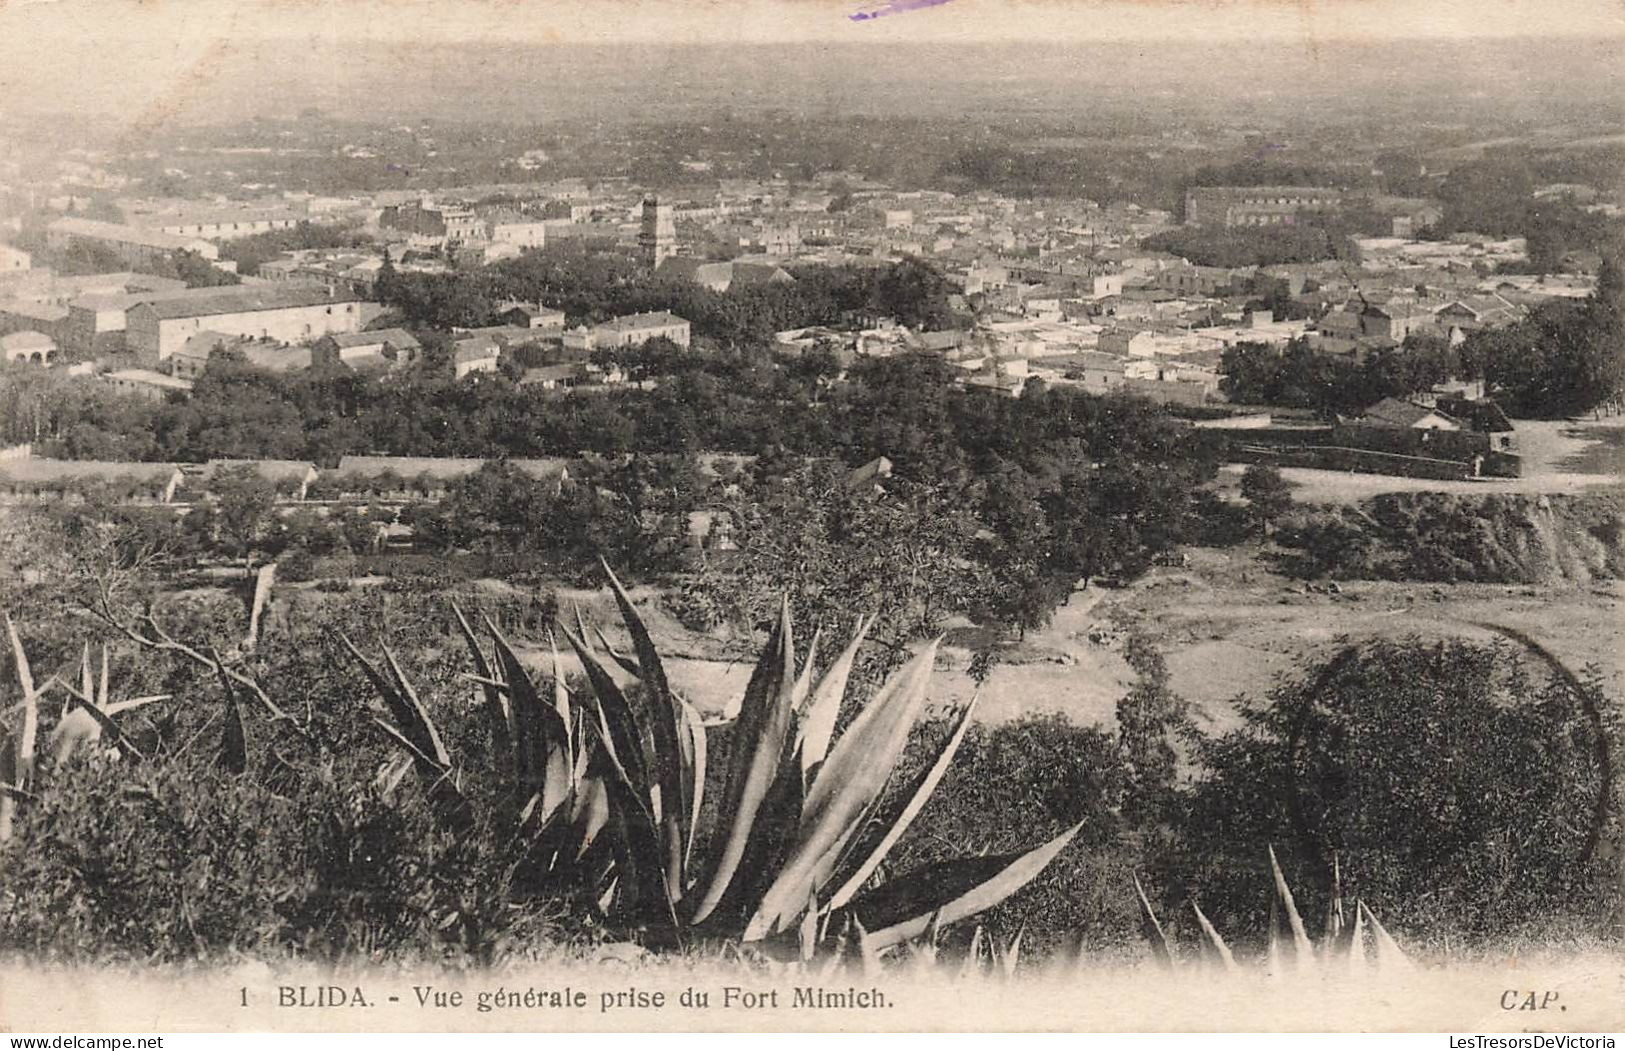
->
[1133,846,1414,974]
[0,615,169,844]
[345,561,1081,954]
[0,615,44,844]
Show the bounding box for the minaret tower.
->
[639,195,675,269]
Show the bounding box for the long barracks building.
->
[125,285,382,363]
[1184,186,1344,228]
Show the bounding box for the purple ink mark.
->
[849,0,957,22]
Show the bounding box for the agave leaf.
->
[1267,844,1315,960]
[375,753,414,799]
[586,705,679,940]
[1345,899,1368,971]
[213,650,248,776]
[1000,927,1025,979]
[845,820,1083,950]
[801,637,937,831]
[487,620,572,805]
[907,910,942,967]
[1265,894,1284,977]
[104,695,169,716]
[80,644,95,713]
[548,632,572,747]
[675,693,708,872]
[58,682,144,762]
[370,715,472,830]
[703,726,805,933]
[1324,851,1345,947]
[0,781,36,802]
[571,773,611,861]
[452,603,512,768]
[798,615,871,780]
[0,728,13,842]
[689,598,796,926]
[1359,901,1414,971]
[538,742,574,826]
[559,625,651,797]
[797,893,820,962]
[595,876,619,915]
[788,626,822,713]
[48,707,101,766]
[1190,900,1237,971]
[6,613,37,698]
[1133,874,1174,965]
[5,614,38,789]
[371,716,445,774]
[959,925,987,980]
[850,915,882,977]
[827,696,978,910]
[341,636,442,766]
[98,645,109,709]
[601,559,689,901]
[348,640,472,829]
[379,644,452,767]
[593,627,644,681]
[744,638,937,941]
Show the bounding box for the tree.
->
[169,250,241,288]
[1240,463,1294,536]
[872,257,956,331]
[375,250,402,307]
[203,464,279,572]
[1115,635,1192,826]
[413,460,552,553]
[1463,248,1625,417]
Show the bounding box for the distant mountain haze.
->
[0,0,1620,127]
[1,38,1621,130]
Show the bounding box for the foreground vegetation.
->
[0,537,1616,966]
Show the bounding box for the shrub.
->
[1177,637,1621,949]
[886,713,1134,959]
[278,548,317,583]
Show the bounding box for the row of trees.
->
[18,347,1235,640]
[1219,336,1463,415]
[361,381,1233,640]
[373,247,960,343]
[217,220,375,276]
[1144,221,1361,269]
[7,346,1218,476]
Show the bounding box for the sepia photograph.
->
[0,0,1621,1037]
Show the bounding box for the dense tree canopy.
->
[1218,336,1462,416]
[1463,253,1625,418]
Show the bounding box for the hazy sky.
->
[1,0,1621,122]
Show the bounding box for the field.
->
[576,547,1621,738]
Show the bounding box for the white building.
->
[564,311,691,353]
[125,286,379,363]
